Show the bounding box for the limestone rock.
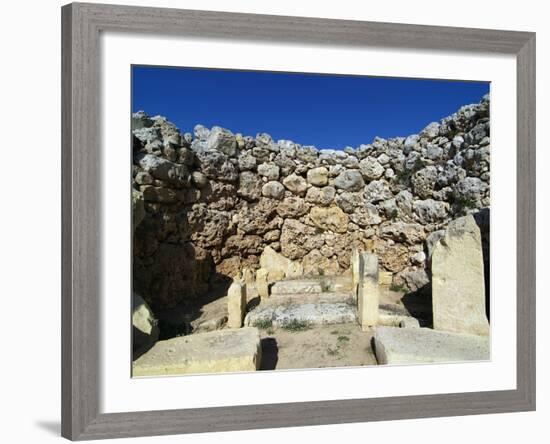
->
[374,326,489,365]
[309,206,349,233]
[333,169,365,191]
[276,196,308,218]
[238,171,263,201]
[259,245,303,279]
[307,167,329,186]
[413,199,449,223]
[237,152,257,171]
[206,126,237,156]
[380,222,425,245]
[132,190,145,233]
[411,166,438,199]
[136,154,189,186]
[280,219,324,260]
[261,181,285,199]
[357,252,379,330]
[432,215,489,335]
[257,162,280,181]
[301,249,340,275]
[364,179,392,203]
[359,157,384,180]
[256,268,270,300]
[305,186,336,206]
[132,293,159,353]
[133,328,262,376]
[227,280,246,328]
[282,173,307,196]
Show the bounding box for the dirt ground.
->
[152,283,429,371]
[257,323,377,370]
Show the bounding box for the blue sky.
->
[132,66,489,149]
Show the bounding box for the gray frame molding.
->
[61,2,536,440]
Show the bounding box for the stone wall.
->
[132,95,490,309]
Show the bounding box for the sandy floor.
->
[258,323,377,370]
[153,282,430,371]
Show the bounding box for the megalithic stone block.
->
[431,214,489,336]
[358,252,380,331]
[256,268,269,300]
[227,280,247,328]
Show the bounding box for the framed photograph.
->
[62,2,536,440]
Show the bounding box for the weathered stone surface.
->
[141,185,178,203]
[432,215,489,335]
[307,167,329,186]
[359,158,384,180]
[378,271,393,286]
[205,126,237,156]
[237,171,263,201]
[276,197,308,218]
[413,199,449,223]
[133,328,262,376]
[374,326,490,364]
[244,303,357,328]
[256,268,269,300]
[357,253,379,330]
[261,181,285,199]
[305,186,336,206]
[301,249,340,275]
[333,170,365,191]
[132,293,159,353]
[282,173,307,196]
[270,277,352,295]
[227,281,246,328]
[309,206,349,233]
[399,318,421,328]
[257,162,280,181]
[136,154,189,186]
[364,180,392,203]
[132,190,145,233]
[259,245,303,279]
[280,219,324,260]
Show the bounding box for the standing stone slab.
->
[432,215,489,336]
[256,268,269,300]
[227,280,246,328]
[133,328,262,376]
[351,248,361,296]
[357,253,380,331]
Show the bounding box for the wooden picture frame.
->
[61,2,536,440]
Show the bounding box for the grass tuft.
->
[281,319,311,332]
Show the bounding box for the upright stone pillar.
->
[256,268,269,300]
[431,215,489,336]
[227,280,247,328]
[358,252,380,331]
[351,248,361,298]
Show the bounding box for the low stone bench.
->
[261,291,355,307]
[244,303,357,328]
[373,326,490,365]
[270,277,352,295]
[133,327,262,376]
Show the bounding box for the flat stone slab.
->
[271,277,352,295]
[244,303,357,328]
[373,326,490,365]
[263,291,355,306]
[133,327,262,376]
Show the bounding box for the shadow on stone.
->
[473,207,491,321]
[401,284,432,328]
[259,337,279,370]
